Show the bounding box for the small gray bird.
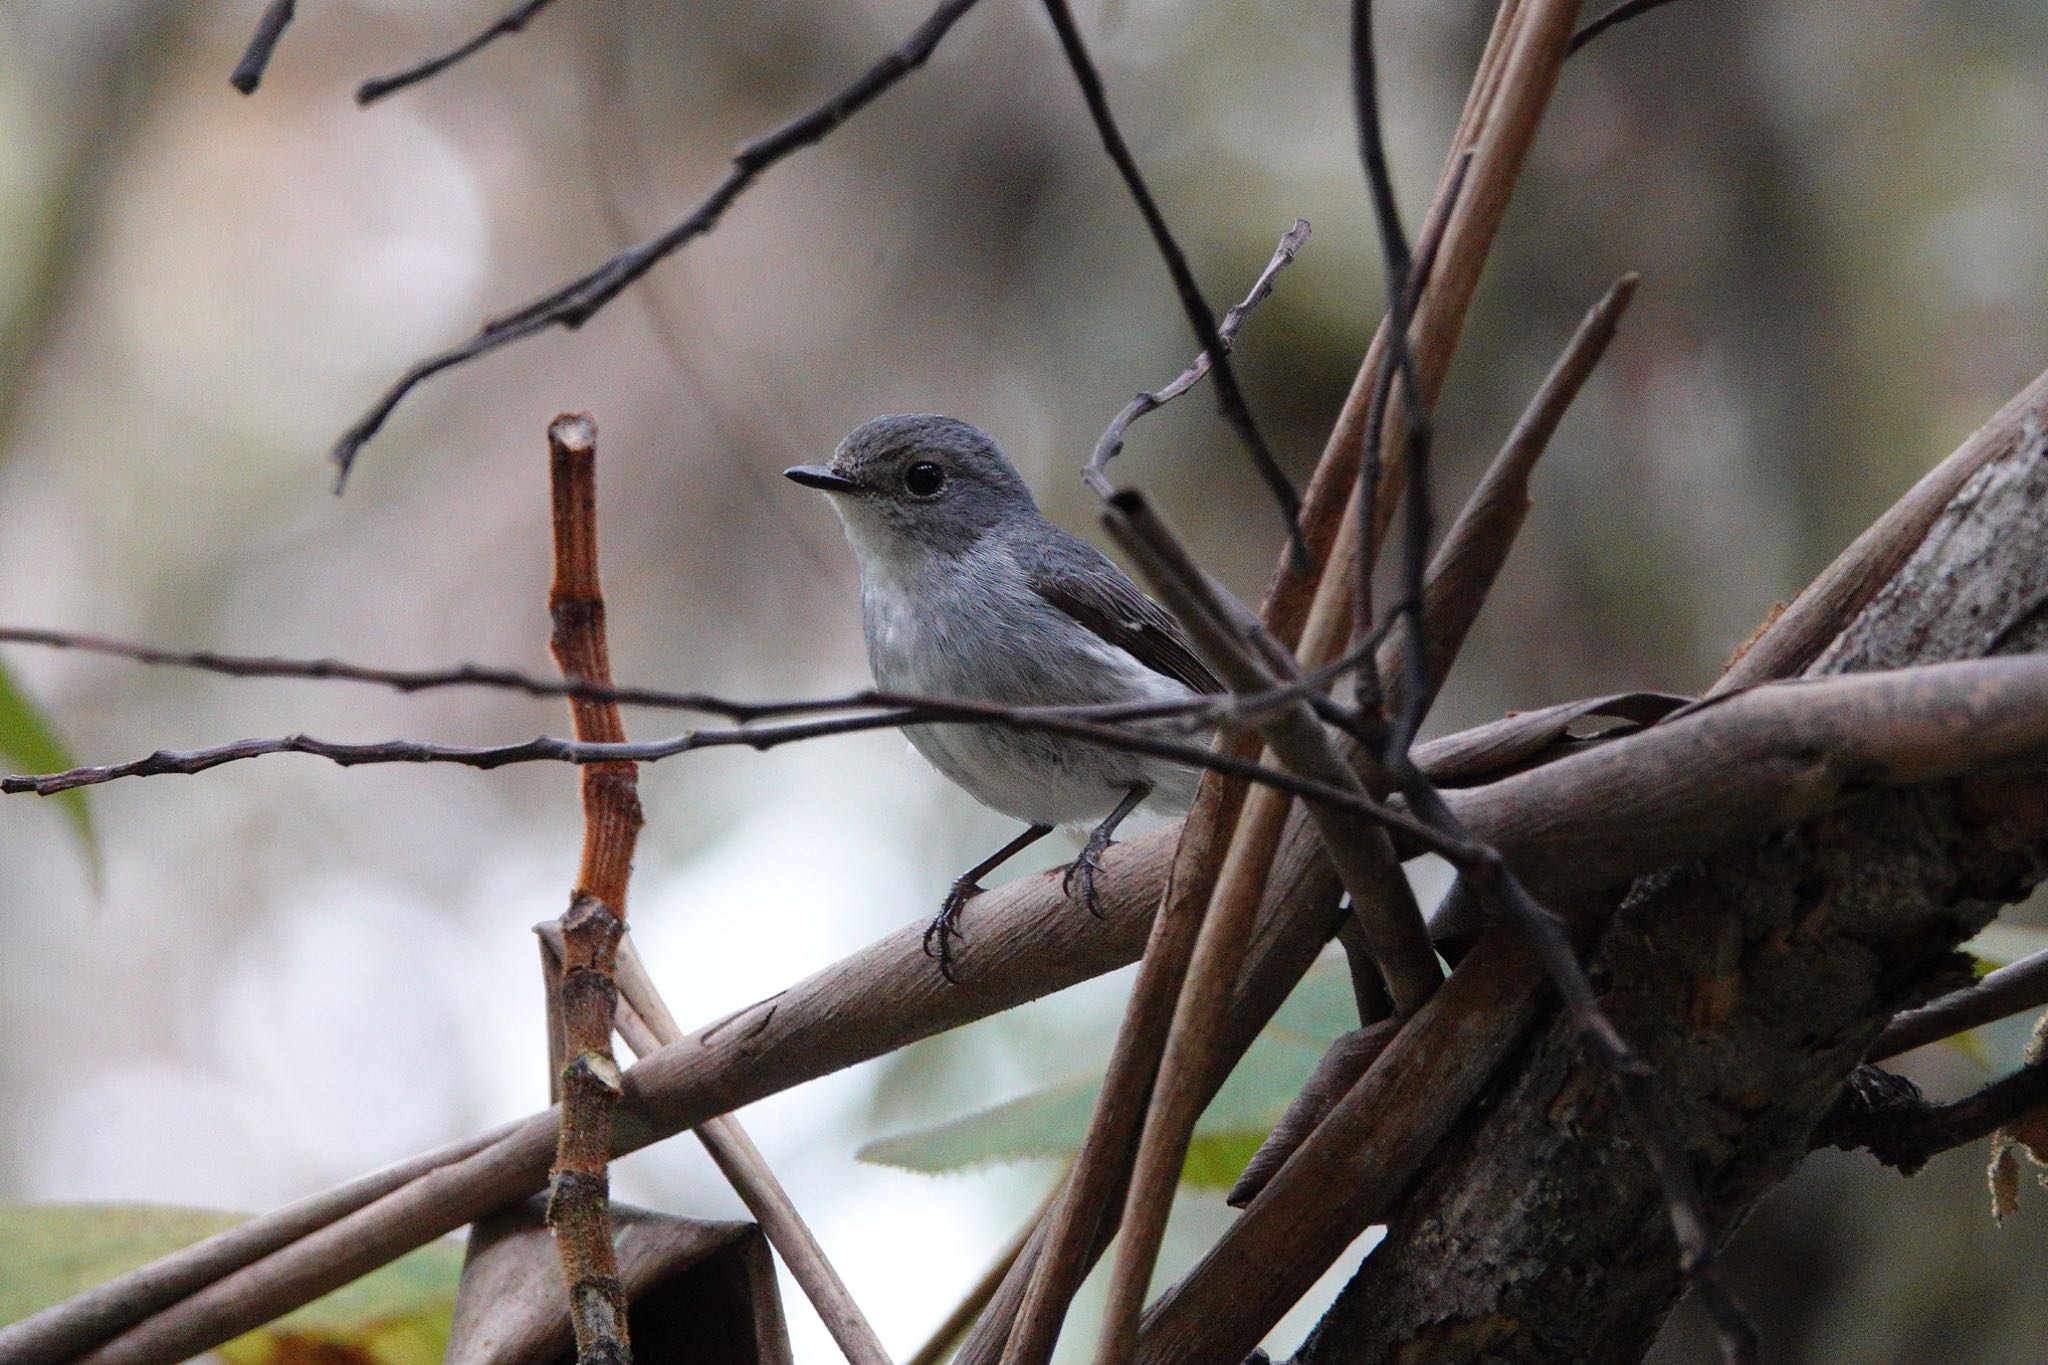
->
[786,414,1219,978]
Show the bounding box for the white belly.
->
[856,539,1203,826]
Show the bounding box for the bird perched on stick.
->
[787,414,1219,979]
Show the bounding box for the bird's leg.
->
[925,821,1055,982]
[1063,782,1151,919]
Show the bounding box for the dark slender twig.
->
[1352,148,1469,707]
[329,0,989,487]
[1570,0,1698,54]
[356,0,562,105]
[229,0,296,94]
[1817,1060,2048,1175]
[0,623,1381,738]
[1351,0,1435,761]
[1034,0,1306,566]
[0,703,1472,858]
[1085,221,1311,498]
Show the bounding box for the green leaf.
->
[1962,922,2048,971]
[859,971,1350,1187]
[0,661,97,882]
[0,1204,460,1365]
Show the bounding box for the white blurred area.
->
[6,2,2048,1361]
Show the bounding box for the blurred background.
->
[4,0,2048,1359]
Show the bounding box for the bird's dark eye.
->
[904,461,945,497]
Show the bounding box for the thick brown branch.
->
[543,414,635,1365]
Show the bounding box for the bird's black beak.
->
[783,465,863,495]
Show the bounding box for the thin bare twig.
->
[1084,221,1311,498]
[1873,949,2048,1062]
[1570,0,1698,54]
[229,0,296,94]
[0,623,1337,728]
[356,0,562,105]
[329,0,989,486]
[542,414,635,1364]
[1033,0,1305,564]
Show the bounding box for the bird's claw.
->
[923,878,981,984]
[1062,840,1112,919]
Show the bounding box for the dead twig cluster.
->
[10,1,2048,1362]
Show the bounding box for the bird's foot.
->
[923,878,981,984]
[1061,837,1114,919]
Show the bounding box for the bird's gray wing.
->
[1020,531,1223,695]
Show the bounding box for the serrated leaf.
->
[0,661,97,882]
[0,1204,459,1364]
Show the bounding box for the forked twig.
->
[329,0,990,486]
[1034,0,1305,564]
[1085,221,1312,497]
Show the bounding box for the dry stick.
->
[1032,0,1305,563]
[984,11,1533,1348]
[356,0,562,105]
[25,658,2048,1365]
[542,414,635,1365]
[1357,0,1747,1352]
[1712,364,2048,693]
[228,0,295,94]
[1089,496,1435,1365]
[988,731,1268,1365]
[612,941,893,1365]
[1379,274,1637,720]
[0,1123,520,1364]
[546,418,891,1362]
[1873,948,2048,1062]
[1024,5,1573,1356]
[1084,220,1313,498]
[1226,273,1641,1205]
[329,0,990,485]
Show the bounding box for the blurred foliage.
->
[0,1203,459,1364]
[0,662,94,876]
[859,960,1355,1189]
